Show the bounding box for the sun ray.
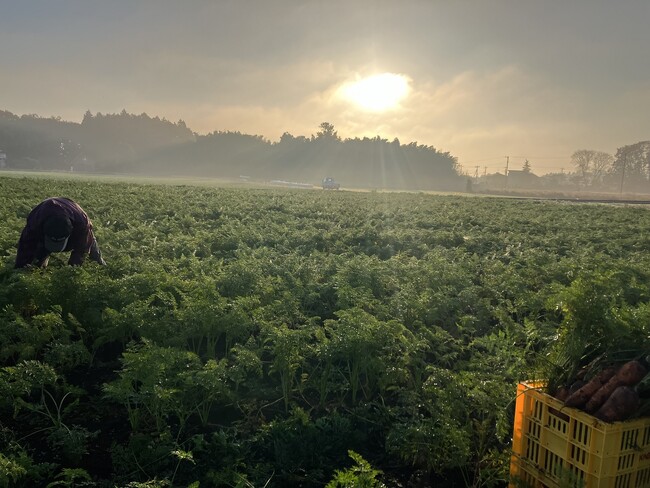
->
[340,73,410,112]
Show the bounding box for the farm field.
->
[1,175,649,487]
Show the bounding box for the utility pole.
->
[474,165,479,180]
[504,156,509,190]
[619,152,627,194]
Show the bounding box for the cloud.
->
[399,68,591,172]
[3,0,649,178]
[240,65,597,174]
[220,66,563,166]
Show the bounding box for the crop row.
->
[1,175,649,487]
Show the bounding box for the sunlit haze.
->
[339,73,410,112]
[2,1,650,174]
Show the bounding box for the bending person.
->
[15,197,106,268]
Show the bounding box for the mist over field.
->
[3,2,650,176]
[1,109,650,196]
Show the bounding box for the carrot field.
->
[1,174,649,487]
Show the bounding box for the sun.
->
[340,73,410,112]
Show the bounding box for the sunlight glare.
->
[341,73,410,112]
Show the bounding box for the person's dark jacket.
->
[15,197,99,268]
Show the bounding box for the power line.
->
[458,155,570,171]
[460,155,569,163]
[457,156,507,164]
[509,155,568,160]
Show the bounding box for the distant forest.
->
[0,110,462,191]
[2,109,649,194]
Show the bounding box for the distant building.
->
[480,170,541,191]
[483,172,506,190]
[507,169,540,189]
[0,150,6,169]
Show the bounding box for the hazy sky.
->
[2,1,649,174]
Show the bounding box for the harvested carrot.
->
[554,386,570,402]
[585,360,647,414]
[563,367,617,408]
[569,380,586,394]
[615,359,648,384]
[595,386,640,422]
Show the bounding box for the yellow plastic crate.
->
[509,381,650,488]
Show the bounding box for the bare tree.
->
[571,150,593,186]
[571,149,613,188]
[591,152,613,187]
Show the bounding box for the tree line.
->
[3,109,647,194]
[475,144,650,195]
[569,143,650,193]
[0,111,461,191]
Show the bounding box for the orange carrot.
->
[563,367,617,408]
[595,386,640,422]
[585,360,647,414]
[569,380,586,394]
[554,386,570,402]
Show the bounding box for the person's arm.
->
[68,249,86,266]
[15,227,38,268]
[67,224,92,266]
[68,236,89,265]
[88,231,106,265]
[68,223,107,266]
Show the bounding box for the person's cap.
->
[43,216,73,252]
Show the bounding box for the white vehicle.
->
[322,177,340,190]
